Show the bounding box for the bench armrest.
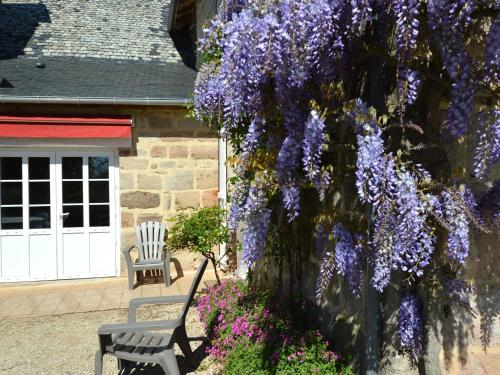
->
[128,295,189,322]
[98,319,181,335]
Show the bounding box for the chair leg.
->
[136,270,144,284]
[176,325,197,368]
[158,350,180,375]
[95,350,104,375]
[163,255,171,287]
[163,269,170,287]
[128,271,134,290]
[118,359,133,371]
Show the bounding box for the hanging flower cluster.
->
[399,292,424,357]
[316,224,364,301]
[194,0,499,358]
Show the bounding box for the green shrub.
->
[225,342,272,375]
[275,333,354,375]
[167,206,229,283]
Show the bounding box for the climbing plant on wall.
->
[194,0,499,360]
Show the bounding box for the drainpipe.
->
[218,135,228,269]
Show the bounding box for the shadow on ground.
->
[119,341,209,375]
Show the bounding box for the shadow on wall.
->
[471,230,500,351]
[0,3,51,59]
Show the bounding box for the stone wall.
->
[119,107,219,274]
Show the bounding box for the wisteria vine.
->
[194,0,499,359]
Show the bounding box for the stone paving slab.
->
[0,267,218,320]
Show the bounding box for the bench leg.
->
[95,350,104,375]
[176,325,197,367]
[159,349,180,375]
[118,358,133,371]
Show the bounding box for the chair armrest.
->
[122,246,137,265]
[98,319,181,335]
[128,295,189,322]
[162,242,172,259]
[124,245,137,253]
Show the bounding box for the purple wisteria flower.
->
[316,224,364,300]
[393,0,420,62]
[219,9,277,131]
[306,0,343,80]
[242,116,265,160]
[440,190,470,264]
[355,123,385,205]
[392,171,435,277]
[333,224,364,299]
[398,68,420,111]
[371,199,397,292]
[350,0,373,36]
[228,178,250,231]
[191,2,495,347]
[241,183,271,266]
[302,110,328,196]
[484,16,499,88]
[194,62,224,122]
[277,134,302,220]
[474,109,500,178]
[316,248,336,304]
[399,292,424,357]
[428,0,476,138]
[281,185,301,221]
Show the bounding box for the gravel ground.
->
[0,304,223,375]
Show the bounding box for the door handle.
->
[60,212,70,219]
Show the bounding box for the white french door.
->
[0,150,118,282]
[56,151,117,279]
[0,152,57,281]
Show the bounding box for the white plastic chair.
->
[123,221,171,290]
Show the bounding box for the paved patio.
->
[0,268,218,320]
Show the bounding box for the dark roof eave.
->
[168,0,179,33]
[0,95,192,106]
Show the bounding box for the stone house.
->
[0,0,222,282]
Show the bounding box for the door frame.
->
[0,147,121,282]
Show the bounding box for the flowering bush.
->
[196,279,353,374]
[194,0,499,359]
[275,333,353,375]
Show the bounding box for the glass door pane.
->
[0,157,23,229]
[28,157,51,229]
[89,156,110,227]
[61,157,84,228]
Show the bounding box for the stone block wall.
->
[119,107,219,275]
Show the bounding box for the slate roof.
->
[0,0,196,102]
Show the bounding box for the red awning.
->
[0,115,132,138]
